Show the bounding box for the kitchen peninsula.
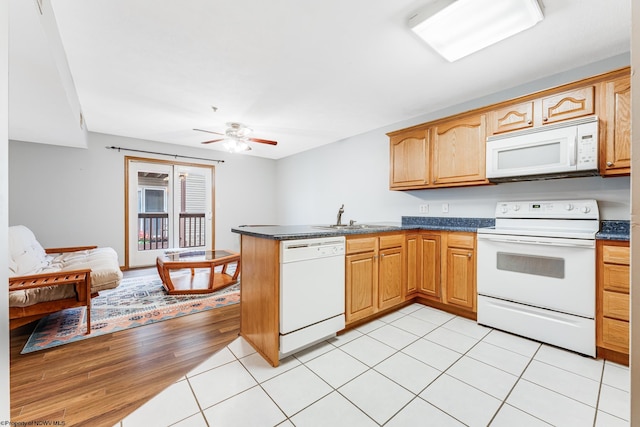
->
[232,218,493,367]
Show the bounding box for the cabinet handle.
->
[527,120,532,125]
[607,161,614,167]
[380,254,385,258]
[543,117,549,122]
[467,253,472,258]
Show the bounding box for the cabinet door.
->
[541,86,595,124]
[345,252,377,324]
[489,101,534,134]
[432,114,487,185]
[378,246,404,310]
[444,247,475,311]
[405,234,418,296]
[602,76,631,175]
[419,233,440,298]
[389,129,429,189]
[596,240,630,357]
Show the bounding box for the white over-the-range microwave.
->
[485,115,599,182]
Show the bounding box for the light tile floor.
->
[115,304,630,426]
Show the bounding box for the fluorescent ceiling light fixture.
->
[409,0,544,62]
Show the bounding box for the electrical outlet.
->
[442,203,449,213]
[419,204,429,214]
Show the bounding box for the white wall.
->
[277,55,631,225]
[9,132,278,263]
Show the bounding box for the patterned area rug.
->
[21,272,240,354]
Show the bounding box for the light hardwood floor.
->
[10,269,241,426]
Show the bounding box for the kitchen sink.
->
[313,224,392,231]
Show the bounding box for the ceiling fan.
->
[194,122,278,152]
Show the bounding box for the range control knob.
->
[581,206,591,213]
[500,206,508,214]
[512,204,521,211]
[565,204,574,211]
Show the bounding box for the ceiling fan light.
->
[223,138,251,153]
[409,0,543,62]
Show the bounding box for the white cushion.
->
[51,247,123,292]
[8,226,123,304]
[8,225,50,277]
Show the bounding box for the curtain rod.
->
[105,146,225,163]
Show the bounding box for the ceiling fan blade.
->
[200,138,225,144]
[193,128,225,136]
[248,137,278,146]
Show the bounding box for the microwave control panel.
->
[576,123,598,170]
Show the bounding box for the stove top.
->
[480,199,600,239]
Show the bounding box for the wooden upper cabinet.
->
[601,76,631,175]
[389,128,429,189]
[489,101,534,134]
[432,114,488,185]
[541,86,595,124]
[389,67,630,189]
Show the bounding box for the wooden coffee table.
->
[156,249,240,295]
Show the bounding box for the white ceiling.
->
[9,0,631,159]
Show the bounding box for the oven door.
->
[477,233,595,318]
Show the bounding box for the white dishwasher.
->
[279,236,346,357]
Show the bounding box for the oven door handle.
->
[479,235,595,248]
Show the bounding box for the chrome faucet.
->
[336,204,345,226]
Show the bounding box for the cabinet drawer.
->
[603,245,630,265]
[379,234,404,250]
[447,233,475,249]
[346,237,377,254]
[603,291,629,321]
[603,264,630,293]
[602,317,629,351]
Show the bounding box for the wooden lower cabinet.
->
[345,233,404,325]
[345,251,377,323]
[405,231,475,316]
[405,232,441,300]
[442,232,476,312]
[596,240,630,364]
[379,244,404,310]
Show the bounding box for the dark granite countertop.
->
[233,217,630,241]
[402,216,495,232]
[596,220,630,241]
[231,223,404,240]
[232,217,494,240]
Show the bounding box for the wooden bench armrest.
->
[45,246,98,254]
[9,269,92,292]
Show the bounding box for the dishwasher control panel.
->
[281,236,346,263]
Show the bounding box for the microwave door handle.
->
[569,134,577,166]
